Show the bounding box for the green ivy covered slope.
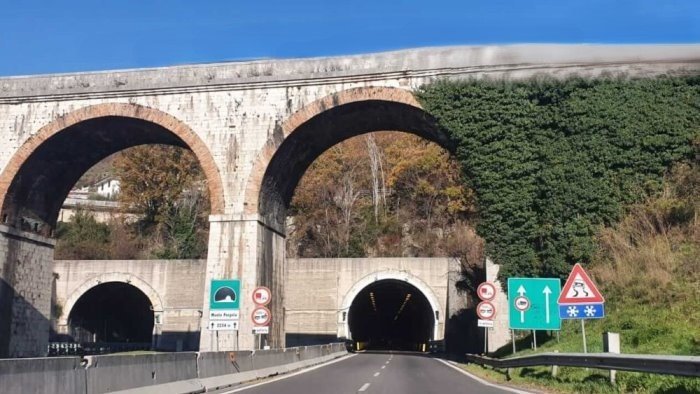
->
[418,76,700,283]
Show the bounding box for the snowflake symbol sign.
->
[584,305,597,317]
[566,306,579,317]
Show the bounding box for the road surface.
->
[225,351,526,394]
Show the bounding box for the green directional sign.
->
[508,278,561,330]
[210,279,241,310]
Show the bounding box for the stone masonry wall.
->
[0,225,54,357]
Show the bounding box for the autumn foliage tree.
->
[288,132,480,261]
[113,145,210,259]
[55,145,210,259]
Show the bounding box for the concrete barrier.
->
[0,343,347,393]
[251,348,298,370]
[197,351,254,378]
[0,356,85,394]
[84,352,198,393]
[198,344,347,391]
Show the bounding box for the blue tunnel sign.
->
[210,279,241,310]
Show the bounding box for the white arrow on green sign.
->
[508,278,561,330]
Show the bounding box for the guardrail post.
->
[603,332,620,384]
[551,350,559,377]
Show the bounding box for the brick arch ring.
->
[0,102,224,216]
[242,86,422,215]
[57,272,165,327]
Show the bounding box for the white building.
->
[94,178,120,199]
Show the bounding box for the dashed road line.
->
[373,372,380,377]
[381,365,386,369]
[358,382,371,392]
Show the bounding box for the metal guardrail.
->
[465,352,700,378]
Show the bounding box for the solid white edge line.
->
[435,359,533,394]
[223,353,357,393]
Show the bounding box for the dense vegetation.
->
[288,132,482,267]
[468,159,699,393]
[418,76,700,283]
[55,145,209,260]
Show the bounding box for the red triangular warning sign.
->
[558,263,605,304]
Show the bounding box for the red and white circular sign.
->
[514,296,530,312]
[476,301,496,320]
[252,286,271,306]
[477,282,497,301]
[251,306,272,326]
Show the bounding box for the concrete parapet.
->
[0,356,85,394]
[251,348,299,370]
[197,350,254,378]
[84,352,198,393]
[0,343,347,393]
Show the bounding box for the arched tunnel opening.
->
[68,282,154,345]
[348,280,435,351]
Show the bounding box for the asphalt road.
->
[225,352,524,394]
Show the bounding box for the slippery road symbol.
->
[572,281,589,297]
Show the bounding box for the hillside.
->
[467,160,700,393]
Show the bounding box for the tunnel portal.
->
[348,279,434,351]
[67,282,154,345]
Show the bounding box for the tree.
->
[114,145,204,226]
[288,131,479,259]
[54,209,111,259]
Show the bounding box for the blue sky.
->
[1,0,699,76]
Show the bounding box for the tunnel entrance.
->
[348,279,434,351]
[67,282,154,347]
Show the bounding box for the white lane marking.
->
[358,382,371,392]
[385,361,390,364]
[435,359,533,394]
[381,365,386,369]
[373,372,380,377]
[224,354,357,393]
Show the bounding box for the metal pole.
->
[483,327,488,354]
[533,330,537,350]
[512,330,516,355]
[581,319,587,353]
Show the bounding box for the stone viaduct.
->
[1,45,699,357]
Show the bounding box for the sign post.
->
[557,263,605,354]
[476,282,497,354]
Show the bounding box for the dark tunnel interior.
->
[68,282,154,344]
[348,280,434,351]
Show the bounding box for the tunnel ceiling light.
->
[369,292,377,312]
[393,293,412,321]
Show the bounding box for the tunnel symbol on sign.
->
[214,287,237,303]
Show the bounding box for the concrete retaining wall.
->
[0,343,347,393]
